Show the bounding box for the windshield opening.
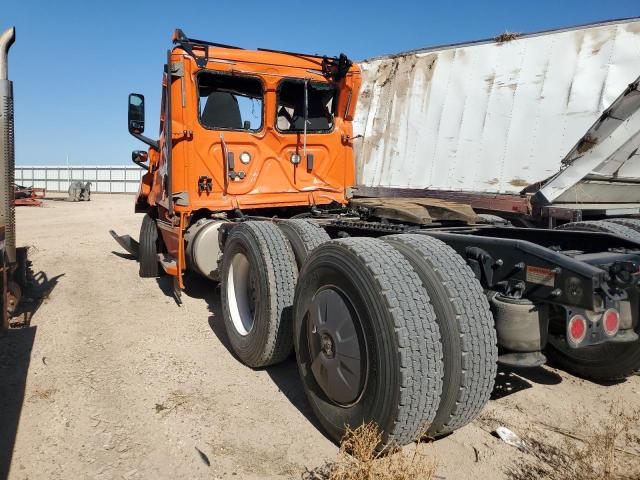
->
[276,79,336,133]
[197,71,263,132]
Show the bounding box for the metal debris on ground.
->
[14,184,45,206]
[67,181,91,201]
[495,426,527,451]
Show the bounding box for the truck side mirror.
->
[131,150,148,169]
[128,93,145,134]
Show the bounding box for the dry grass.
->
[29,387,57,401]
[508,402,640,480]
[154,390,191,415]
[303,423,436,480]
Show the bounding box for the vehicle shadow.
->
[179,273,333,442]
[135,270,576,441]
[9,251,63,327]
[491,364,562,401]
[0,257,60,480]
[205,309,331,442]
[42,196,71,202]
[154,272,218,307]
[110,251,136,261]
[0,325,36,480]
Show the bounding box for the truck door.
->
[190,70,266,199]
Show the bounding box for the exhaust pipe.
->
[0,27,15,81]
[0,27,16,264]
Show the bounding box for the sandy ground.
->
[1,193,639,480]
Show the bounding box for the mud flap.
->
[109,230,139,258]
[173,276,183,306]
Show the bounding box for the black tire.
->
[293,237,443,447]
[220,221,298,368]
[384,234,498,437]
[278,219,331,269]
[605,218,640,234]
[555,220,640,243]
[546,338,640,382]
[15,247,28,287]
[139,213,160,278]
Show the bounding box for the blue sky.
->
[5,0,640,165]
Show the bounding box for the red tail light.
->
[568,315,587,345]
[602,309,620,337]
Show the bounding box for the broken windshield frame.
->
[275,79,337,134]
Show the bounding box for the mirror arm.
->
[131,132,159,151]
[132,158,148,169]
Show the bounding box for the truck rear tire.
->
[555,220,640,243]
[478,214,510,226]
[139,213,160,278]
[384,234,498,437]
[278,219,330,269]
[606,218,640,234]
[15,247,28,287]
[293,237,443,447]
[220,221,298,368]
[546,337,640,382]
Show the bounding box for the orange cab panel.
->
[139,35,361,216]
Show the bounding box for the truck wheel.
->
[546,337,640,382]
[15,247,28,287]
[278,219,330,269]
[478,214,510,226]
[139,213,160,278]
[555,220,640,243]
[606,218,640,234]
[293,237,443,447]
[220,221,297,368]
[6,281,21,315]
[384,234,498,437]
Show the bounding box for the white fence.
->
[14,165,145,193]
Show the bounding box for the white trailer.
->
[353,18,640,221]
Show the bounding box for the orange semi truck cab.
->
[127,30,360,288]
[130,30,360,215]
[118,29,640,450]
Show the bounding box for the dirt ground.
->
[1,193,639,480]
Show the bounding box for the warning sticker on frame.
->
[526,265,555,287]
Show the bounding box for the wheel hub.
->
[306,288,366,406]
[320,333,335,358]
[227,252,256,336]
[6,281,21,316]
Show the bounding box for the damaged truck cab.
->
[116,29,640,448]
[128,31,360,287]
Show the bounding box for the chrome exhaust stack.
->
[0,26,16,265]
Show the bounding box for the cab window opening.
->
[276,79,336,133]
[197,71,264,132]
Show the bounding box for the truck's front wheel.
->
[139,213,160,278]
[293,237,443,447]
